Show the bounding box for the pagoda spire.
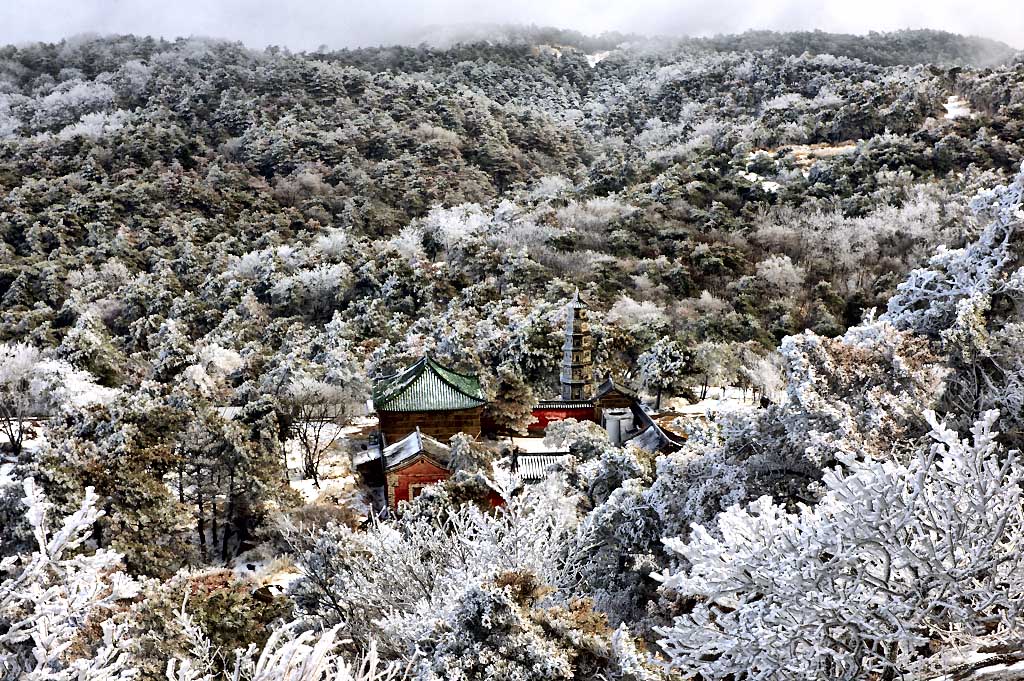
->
[560,289,593,401]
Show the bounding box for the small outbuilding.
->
[355,427,452,509]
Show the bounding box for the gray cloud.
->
[0,0,1020,50]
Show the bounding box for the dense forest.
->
[3,27,1024,680]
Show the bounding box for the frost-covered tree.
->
[885,163,1024,441]
[655,410,1024,679]
[0,475,139,681]
[884,162,1024,338]
[0,343,115,458]
[0,344,51,458]
[636,338,688,409]
[690,342,741,401]
[286,378,364,485]
[412,571,664,681]
[420,203,489,262]
[288,479,584,659]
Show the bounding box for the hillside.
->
[696,28,1019,67]
[1,31,1022,396]
[3,27,1024,680]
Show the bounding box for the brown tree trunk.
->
[221,470,234,562]
[197,489,206,562]
[210,498,218,552]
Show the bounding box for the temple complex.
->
[359,291,682,511]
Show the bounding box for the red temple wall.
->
[386,457,452,507]
[528,406,597,434]
[385,456,504,510]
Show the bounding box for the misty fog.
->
[0,0,1021,50]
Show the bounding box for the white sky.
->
[0,0,1020,50]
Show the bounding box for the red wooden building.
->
[363,355,492,511]
[354,428,453,509]
[355,428,504,511]
[372,355,486,445]
[528,377,642,435]
[528,400,596,434]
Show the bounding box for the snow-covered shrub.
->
[0,476,139,681]
[1,342,117,457]
[29,79,116,132]
[883,163,1024,439]
[288,479,582,659]
[166,614,402,681]
[126,569,292,680]
[645,446,748,546]
[754,254,805,294]
[655,410,1024,679]
[885,161,1024,338]
[412,571,664,681]
[778,318,948,466]
[0,469,396,681]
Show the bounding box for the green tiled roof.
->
[373,355,486,412]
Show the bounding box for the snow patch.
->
[748,142,858,178]
[739,171,782,193]
[944,95,975,120]
[666,386,759,417]
[786,142,858,169]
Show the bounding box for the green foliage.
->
[128,570,292,681]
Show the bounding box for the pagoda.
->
[560,289,594,401]
[528,291,651,445]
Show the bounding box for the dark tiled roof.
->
[629,408,685,453]
[629,425,667,453]
[567,288,588,310]
[514,454,570,481]
[382,428,451,471]
[593,376,638,400]
[534,399,595,409]
[373,355,486,413]
[355,428,452,472]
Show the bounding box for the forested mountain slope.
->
[1,30,1022,402]
[4,29,1024,680]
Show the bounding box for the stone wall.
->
[379,406,483,445]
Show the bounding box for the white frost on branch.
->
[0,476,139,681]
[884,162,1024,338]
[165,615,401,681]
[654,410,1024,679]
